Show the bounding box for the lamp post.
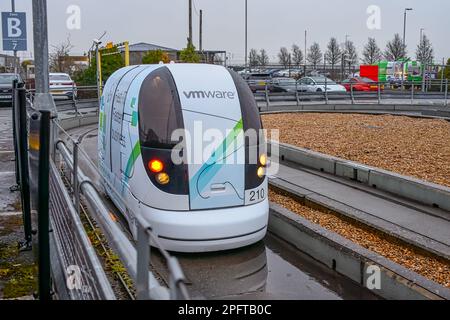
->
[403,8,413,47]
[244,0,248,73]
[402,8,413,89]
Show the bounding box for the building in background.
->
[119,42,226,65]
[120,42,179,65]
[0,53,20,73]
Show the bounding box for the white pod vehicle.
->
[98,64,268,252]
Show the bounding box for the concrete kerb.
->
[268,202,450,300]
[259,103,450,120]
[269,141,450,212]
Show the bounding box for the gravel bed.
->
[262,113,450,187]
[269,189,450,288]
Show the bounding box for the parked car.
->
[49,73,77,99]
[0,73,22,107]
[245,73,272,92]
[270,78,299,92]
[273,69,303,78]
[342,77,383,92]
[297,76,346,93]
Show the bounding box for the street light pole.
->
[245,0,248,73]
[402,8,413,48]
[402,8,413,89]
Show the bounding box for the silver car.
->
[298,76,346,93]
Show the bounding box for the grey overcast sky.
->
[1,0,449,64]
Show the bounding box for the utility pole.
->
[188,0,193,46]
[245,0,248,73]
[33,0,51,96]
[32,0,55,301]
[304,30,307,66]
[199,9,203,52]
[420,28,424,43]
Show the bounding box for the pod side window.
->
[138,67,184,148]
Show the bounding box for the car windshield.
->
[0,74,18,85]
[360,77,375,83]
[311,77,336,85]
[50,74,71,81]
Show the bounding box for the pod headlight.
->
[257,166,266,178]
[156,173,170,185]
[259,153,267,166]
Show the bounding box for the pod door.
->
[168,64,246,210]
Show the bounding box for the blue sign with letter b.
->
[2,12,27,51]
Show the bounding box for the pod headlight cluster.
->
[257,153,268,178]
[149,159,170,185]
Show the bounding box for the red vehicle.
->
[341,77,382,92]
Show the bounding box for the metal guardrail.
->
[20,83,190,299]
[249,78,449,108]
[54,131,189,300]
[48,159,116,299]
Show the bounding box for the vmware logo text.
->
[183,90,236,99]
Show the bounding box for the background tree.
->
[49,36,75,74]
[74,46,124,86]
[292,44,303,67]
[343,40,358,66]
[278,47,290,68]
[142,49,170,64]
[324,38,341,70]
[362,37,382,64]
[416,34,434,65]
[179,42,200,63]
[307,43,322,69]
[258,49,269,66]
[384,34,407,61]
[249,48,260,68]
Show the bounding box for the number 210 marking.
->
[250,188,265,202]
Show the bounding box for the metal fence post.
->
[265,83,269,110]
[324,77,328,104]
[350,82,354,104]
[411,81,414,105]
[377,82,381,104]
[11,80,20,189]
[295,81,299,107]
[73,141,80,215]
[136,224,150,300]
[17,86,33,249]
[445,79,448,107]
[72,82,78,114]
[38,110,52,300]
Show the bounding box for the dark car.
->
[244,73,272,92]
[0,73,22,107]
[270,78,300,92]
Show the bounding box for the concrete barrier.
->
[270,141,450,211]
[269,202,450,300]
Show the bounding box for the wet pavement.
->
[70,124,380,300]
[0,108,36,299]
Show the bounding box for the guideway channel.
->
[65,125,380,300]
